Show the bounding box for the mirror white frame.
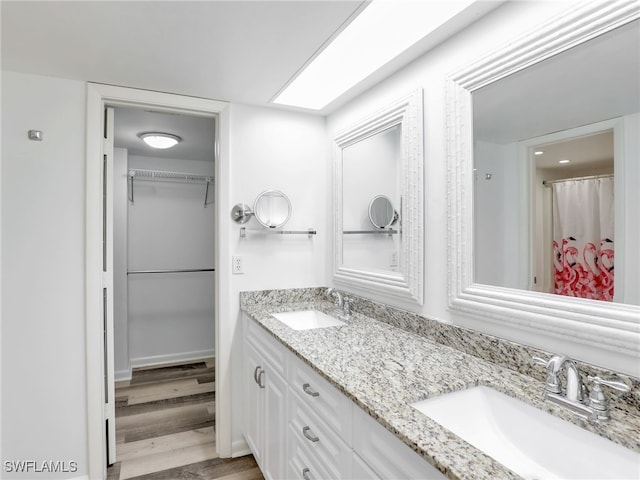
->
[333,90,424,304]
[446,1,639,355]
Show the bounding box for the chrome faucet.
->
[533,355,630,421]
[325,288,351,316]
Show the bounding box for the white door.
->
[102,106,117,465]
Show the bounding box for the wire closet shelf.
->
[128,168,213,206]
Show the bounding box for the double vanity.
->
[241,288,640,480]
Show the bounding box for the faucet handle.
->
[532,356,549,367]
[587,376,630,420]
[588,376,630,393]
[532,356,562,394]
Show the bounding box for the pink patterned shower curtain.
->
[552,177,614,301]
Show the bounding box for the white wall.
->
[227,103,327,450]
[326,1,640,375]
[1,71,89,477]
[126,155,215,369]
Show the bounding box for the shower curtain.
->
[552,177,614,301]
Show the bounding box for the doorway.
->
[85,84,232,479]
[533,130,614,298]
[520,117,624,303]
[109,106,216,474]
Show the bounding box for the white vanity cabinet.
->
[352,404,445,480]
[244,315,289,480]
[243,314,445,480]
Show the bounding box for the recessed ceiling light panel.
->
[273,0,477,110]
[558,159,571,164]
[138,132,182,149]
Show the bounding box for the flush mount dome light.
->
[138,132,182,149]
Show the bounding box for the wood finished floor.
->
[107,360,264,480]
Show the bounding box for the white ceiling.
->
[1,0,364,111]
[1,1,503,115]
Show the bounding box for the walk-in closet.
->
[108,106,221,477]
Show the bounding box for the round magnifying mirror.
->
[253,190,292,228]
[368,195,398,229]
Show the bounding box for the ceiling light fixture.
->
[534,150,544,155]
[273,0,477,110]
[138,132,182,149]
[559,159,571,164]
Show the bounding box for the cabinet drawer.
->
[288,429,334,480]
[288,354,351,443]
[288,392,351,479]
[246,315,288,378]
[352,404,446,480]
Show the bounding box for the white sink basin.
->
[271,310,346,330]
[411,386,640,480]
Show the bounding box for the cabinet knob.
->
[302,467,314,480]
[257,369,265,389]
[253,366,261,385]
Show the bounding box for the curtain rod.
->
[543,173,613,186]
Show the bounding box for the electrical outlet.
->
[390,251,398,267]
[232,256,244,274]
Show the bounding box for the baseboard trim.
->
[232,438,251,458]
[130,349,215,369]
[115,368,132,382]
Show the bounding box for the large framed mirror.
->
[446,1,639,357]
[333,90,424,304]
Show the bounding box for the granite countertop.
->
[241,296,640,480]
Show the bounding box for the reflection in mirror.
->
[369,195,399,229]
[342,125,400,272]
[473,20,639,306]
[535,130,614,300]
[334,90,423,304]
[253,190,291,228]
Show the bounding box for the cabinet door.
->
[351,452,380,480]
[245,341,264,466]
[263,365,288,480]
